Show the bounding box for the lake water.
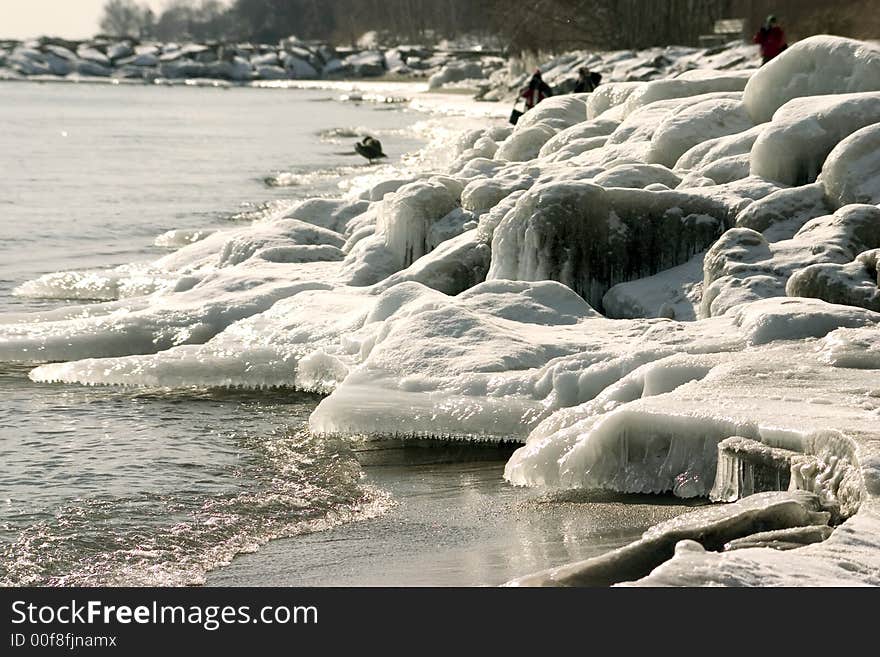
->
[0,81,693,587]
[0,81,426,585]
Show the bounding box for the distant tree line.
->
[98,0,879,50]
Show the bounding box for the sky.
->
[0,0,170,40]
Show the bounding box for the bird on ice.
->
[355,136,387,164]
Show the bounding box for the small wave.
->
[0,427,392,586]
[228,200,300,223]
[264,165,373,188]
[318,127,364,141]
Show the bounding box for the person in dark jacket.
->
[754,15,788,65]
[573,67,602,93]
[519,69,553,110]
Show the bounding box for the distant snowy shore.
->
[0,34,759,102]
[4,34,880,586]
[0,35,505,88]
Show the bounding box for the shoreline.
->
[0,75,509,119]
[207,451,701,587]
[3,34,880,586]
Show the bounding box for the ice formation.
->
[6,34,880,586]
[742,35,880,122]
[820,123,880,207]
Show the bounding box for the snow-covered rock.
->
[488,181,731,310]
[820,123,880,207]
[743,35,880,123]
[751,92,880,186]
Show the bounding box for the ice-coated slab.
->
[507,491,831,586]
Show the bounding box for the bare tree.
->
[99,0,152,37]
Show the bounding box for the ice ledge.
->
[507,491,831,586]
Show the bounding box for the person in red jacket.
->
[754,15,788,65]
[519,69,553,110]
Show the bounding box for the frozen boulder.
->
[702,205,880,317]
[488,181,732,310]
[284,55,317,79]
[787,249,880,312]
[125,52,159,67]
[735,182,833,241]
[159,59,204,79]
[343,50,385,77]
[620,72,752,118]
[586,82,641,119]
[44,52,75,76]
[820,123,880,207]
[817,326,880,369]
[538,117,619,158]
[647,98,754,168]
[376,229,491,296]
[76,45,110,67]
[428,62,484,89]
[250,52,279,67]
[516,95,588,132]
[9,47,51,75]
[495,124,557,162]
[743,35,880,123]
[675,125,766,184]
[377,180,461,269]
[460,165,540,215]
[750,92,880,186]
[593,164,681,189]
[77,60,112,77]
[256,65,287,80]
[107,42,133,61]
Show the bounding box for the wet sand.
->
[208,444,703,586]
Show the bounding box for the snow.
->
[750,92,880,185]
[743,35,880,123]
[820,123,880,207]
[508,491,833,586]
[701,204,880,317]
[6,34,880,587]
[647,98,754,168]
[487,182,731,310]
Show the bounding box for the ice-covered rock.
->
[787,248,880,312]
[505,334,877,511]
[428,62,484,89]
[376,179,461,269]
[342,50,385,77]
[750,92,880,186]
[593,164,681,189]
[107,42,133,61]
[256,65,287,80]
[515,95,588,132]
[508,491,831,586]
[675,124,765,184]
[743,35,880,123]
[647,97,753,168]
[579,77,626,111]
[284,55,317,79]
[734,182,833,241]
[619,72,752,118]
[488,181,732,310]
[538,117,618,159]
[817,326,880,369]
[76,45,111,67]
[702,205,880,317]
[820,123,880,207]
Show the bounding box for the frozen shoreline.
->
[3,34,880,586]
[207,455,699,587]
